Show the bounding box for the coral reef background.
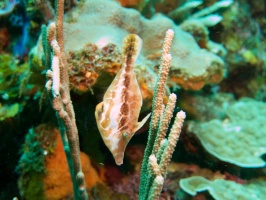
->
[0,0,265,199]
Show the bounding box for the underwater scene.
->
[0,0,266,199]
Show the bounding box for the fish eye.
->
[123,132,128,138]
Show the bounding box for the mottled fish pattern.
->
[95,34,150,165]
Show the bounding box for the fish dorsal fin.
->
[122,34,142,65]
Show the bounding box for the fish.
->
[95,34,150,165]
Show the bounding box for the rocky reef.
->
[30,0,226,97]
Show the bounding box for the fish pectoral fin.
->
[134,113,151,132]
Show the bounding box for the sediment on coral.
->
[188,98,266,168]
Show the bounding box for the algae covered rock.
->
[189,98,266,168]
[30,0,225,94]
[0,103,19,121]
[65,0,225,91]
[17,124,102,200]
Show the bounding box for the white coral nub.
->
[51,56,60,97]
